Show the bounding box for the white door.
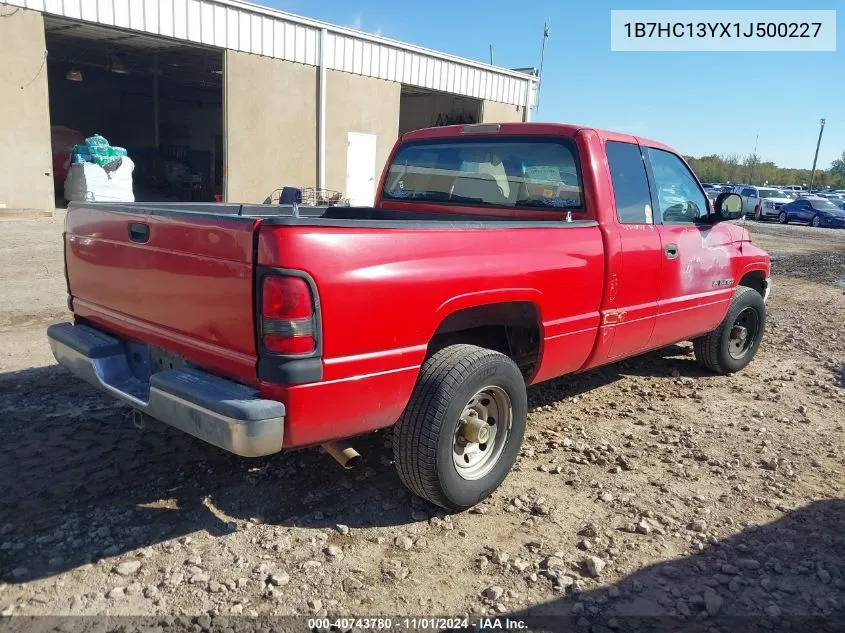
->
[346,132,377,206]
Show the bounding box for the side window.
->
[645,147,708,224]
[741,188,755,197]
[606,141,653,224]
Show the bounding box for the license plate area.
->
[150,345,187,375]
[125,341,186,383]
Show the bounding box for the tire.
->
[392,344,527,511]
[754,207,762,221]
[811,214,822,228]
[693,286,766,375]
[778,211,788,224]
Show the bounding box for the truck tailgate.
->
[65,204,260,382]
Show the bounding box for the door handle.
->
[128,222,150,243]
[664,243,679,259]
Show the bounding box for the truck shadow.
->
[527,343,710,409]
[0,346,713,584]
[503,498,845,632]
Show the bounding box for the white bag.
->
[64,157,135,203]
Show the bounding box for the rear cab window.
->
[381,137,587,218]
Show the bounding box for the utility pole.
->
[535,22,550,112]
[809,118,826,192]
[489,44,493,65]
[749,134,759,184]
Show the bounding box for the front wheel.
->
[693,286,766,374]
[811,214,822,228]
[778,211,788,224]
[392,344,527,511]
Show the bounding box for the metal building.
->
[0,0,538,213]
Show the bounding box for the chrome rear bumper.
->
[47,323,284,457]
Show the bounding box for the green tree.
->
[831,151,845,182]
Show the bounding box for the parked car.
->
[782,185,806,193]
[46,122,771,511]
[752,188,793,221]
[736,185,789,218]
[778,197,845,227]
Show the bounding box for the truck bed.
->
[62,201,604,446]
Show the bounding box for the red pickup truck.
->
[48,122,770,511]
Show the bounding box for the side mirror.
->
[713,192,743,222]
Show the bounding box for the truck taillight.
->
[261,275,316,355]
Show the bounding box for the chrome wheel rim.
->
[729,307,760,360]
[812,216,821,227]
[452,386,512,480]
[779,212,787,223]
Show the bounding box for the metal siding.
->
[294,24,305,63]
[12,0,534,105]
[64,0,81,19]
[330,33,342,70]
[283,22,294,59]
[185,0,199,42]
[201,2,214,45]
[172,0,187,39]
[145,0,159,33]
[387,47,396,82]
[304,27,316,64]
[213,4,226,46]
[159,0,173,35]
[79,0,96,20]
[273,18,284,59]
[342,36,353,72]
[112,0,129,27]
[378,46,388,80]
[371,44,381,78]
[128,0,143,30]
[361,39,371,76]
[248,13,260,53]
[424,57,434,88]
[261,16,273,56]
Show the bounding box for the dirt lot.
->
[1,215,844,630]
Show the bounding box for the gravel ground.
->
[0,215,844,632]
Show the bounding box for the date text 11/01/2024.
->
[623,22,822,38]
[307,618,528,630]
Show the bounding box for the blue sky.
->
[271,0,842,170]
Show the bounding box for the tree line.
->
[685,150,845,189]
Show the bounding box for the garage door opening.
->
[398,86,481,135]
[44,17,223,205]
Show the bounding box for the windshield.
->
[811,199,839,210]
[382,139,583,211]
[758,189,782,198]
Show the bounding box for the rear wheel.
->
[392,344,527,511]
[811,214,822,228]
[693,286,766,374]
[778,211,788,224]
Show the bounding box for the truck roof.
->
[399,122,675,153]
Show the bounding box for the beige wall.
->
[324,70,400,196]
[0,8,54,212]
[224,51,317,203]
[482,100,525,124]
